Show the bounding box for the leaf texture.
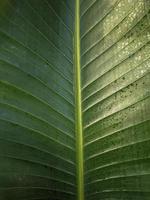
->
[81,0,150,199]
[0,0,150,200]
[0,0,76,200]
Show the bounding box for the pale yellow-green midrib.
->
[74,0,84,200]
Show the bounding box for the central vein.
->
[74,0,84,200]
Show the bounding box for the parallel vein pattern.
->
[81,0,150,199]
[0,0,150,200]
[0,0,76,200]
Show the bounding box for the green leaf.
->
[81,0,150,199]
[0,0,76,199]
[0,0,150,200]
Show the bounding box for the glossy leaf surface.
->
[0,0,150,200]
[81,0,150,199]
